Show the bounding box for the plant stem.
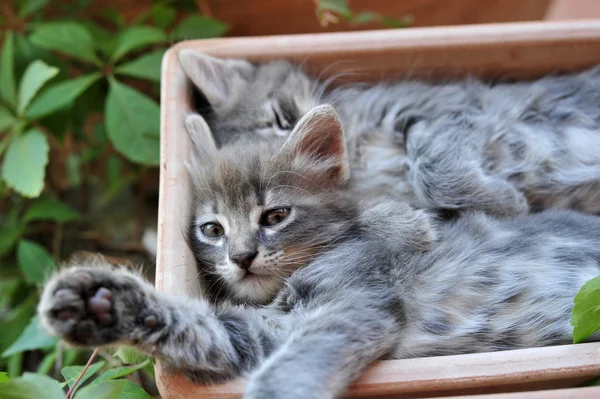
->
[66,347,99,399]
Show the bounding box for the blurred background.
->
[0,0,593,398]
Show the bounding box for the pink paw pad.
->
[88,287,114,326]
[54,289,78,321]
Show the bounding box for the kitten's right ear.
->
[178,50,254,111]
[282,104,349,182]
[185,114,217,166]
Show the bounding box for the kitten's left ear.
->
[282,104,349,182]
[178,50,253,112]
[185,114,217,167]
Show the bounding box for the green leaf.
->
[2,315,58,357]
[95,359,150,382]
[1,31,16,107]
[351,11,381,25]
[0,105,15,132]
[115,49,165,82]
[572,275,600,325]
[0,275,21,313]
[582,378,600,387]
[110,26,167,63]
[172,15,228,40]
[82,21,116,56]
[29,22,100,64]
[105,78,160,165]
[16,239,56,284]
[17,60,59,115]
[6,353,23,378]
[74,379,126,399]
[0,271,21,313]
[152,5,177,29]
[0,295,35,355]
[26,73,101,119]
[317,0,352,17]
[572,275,600,343]
[0,224,22,256]
[17,0,49,18]
[61,348,81,369]
[0,135,12,158]
[24,197,81,223]
[380,15,413,29]
[0,372,9,383]
[1,128,49,197]
[120,381,153,399]
[0,372,64,399]
[61,361,105,389]
[13,33,68,83]
[113,347,149,365]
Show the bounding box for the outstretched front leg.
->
[244,295,400,399]
[38,261,278,383]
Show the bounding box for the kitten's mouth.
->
[241,271,264,281]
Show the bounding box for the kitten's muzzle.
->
[230,251,258,271]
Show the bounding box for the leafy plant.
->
[0,0,228,397]
[0,352,152,399]
[571,275,600,387]
[315,0,412,28]
[571,275,600,344]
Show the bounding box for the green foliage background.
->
[0,0,228,397]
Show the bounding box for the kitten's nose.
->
[230,251,258,271]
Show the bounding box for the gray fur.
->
[180,52,600,216]
[179,50,320,145]
[39,109,600,398]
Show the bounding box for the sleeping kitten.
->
[179,51,600,217]
[39,106,600,399]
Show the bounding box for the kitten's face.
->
[185,107,353,305]
[179,51,319,146]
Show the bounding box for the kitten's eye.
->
[261,208,291,226]
[200,223,224,238]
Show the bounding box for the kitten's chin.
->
[232,274,283,305]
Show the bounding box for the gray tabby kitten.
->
[39,106,600,399]
[179,50,600,217]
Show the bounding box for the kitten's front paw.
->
[38,265,152,347]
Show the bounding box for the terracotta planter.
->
[157,21,600,398]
